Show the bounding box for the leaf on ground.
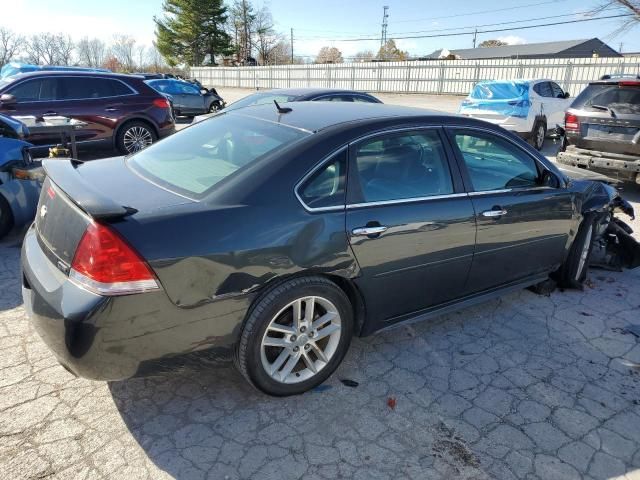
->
[387,397,397,410]
[340,378,359,388]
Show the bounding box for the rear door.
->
[344,127,477,330]
[446,127,574,293]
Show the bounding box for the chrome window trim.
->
[347,193,469,209]
[294,146,348,213]
[5,75,139,102]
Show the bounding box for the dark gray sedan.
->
[21,102,639,396]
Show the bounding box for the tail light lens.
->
[565,112,580,133]
[70,222,159,296]
[153,98,170,109]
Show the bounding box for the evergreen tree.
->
[155,0,232,67]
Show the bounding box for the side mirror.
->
[200,88,209,95]
[539,169,560,188]
[563,92,570,99]
[0,93,16,106]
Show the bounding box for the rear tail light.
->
[70,222,159,296]
[565,112,580,133]
[619,81,640,86]
[153,98,170,109]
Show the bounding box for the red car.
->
[0,71,175,155]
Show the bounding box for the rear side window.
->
[533,82,553,97]
[354,130,454,202]
[298,150,347,209]
[453,131,539,191]
[353,95,379,103]
[58,77,132,100]
[550,82,565,98]
[128,113,309,198]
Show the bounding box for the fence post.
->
[221,67,225,87]
[405,62,412,93]
[517,61,524,78]
[307,67,311,87]
[437,61,445,94]
[237,69,240,88]
[563,61,573,95]
[376,64,382,92]
[351,63,356,90]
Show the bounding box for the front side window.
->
[453,131,540,191]
[177,82,200,95]
[354,130,454,203]
[298,150,347,209]
[128,113,309,198]
[550,82,565,98]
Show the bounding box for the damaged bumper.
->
[557,145,640,184]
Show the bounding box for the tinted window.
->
[58,77,131,100]
[355,130,454,202]
[299,150,346,209]
[533,82,553,97]
[226,93,299,111]
[353,95,379,103]
[314,95,353,102]
[7,78,60,101]
[550,82,565,98]
[454,131,539,191]
[571,84,640,111]
[147,80,172,93]
[175,82,200,95]
[128,114,309,198]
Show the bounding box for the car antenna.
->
[274,100,292,113]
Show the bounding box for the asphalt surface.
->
[1,90,640,480]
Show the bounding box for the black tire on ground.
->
[235,276,353,396]
[115,121,158,155]
[0,194,14,239]
[530,120,547,151]
[557,214,597,289]
[208,101,221,113]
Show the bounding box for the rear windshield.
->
[572,83,640,113]
[470,82,528,100]
[226,92,299,111]
[127,114,309,199]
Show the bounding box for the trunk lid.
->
[36,158,191,269]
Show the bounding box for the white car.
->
[458,79,572,150]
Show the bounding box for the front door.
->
[447,128,574,294]
[345,128,477,331]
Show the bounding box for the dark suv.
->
[557,76,640,183]
[0,72,175,155]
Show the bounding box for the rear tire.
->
[531,120,546,151]
[558,214,596,288]
[0,194,14,239]
[235,276,353,396]
[116,121,157,155]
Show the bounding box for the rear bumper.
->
[557,146,640,183]
[21,226,249,380]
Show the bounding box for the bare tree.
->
[77,37,106,67]
[25,33,75,65]
[111,34,136,71]
[591,1,640,35]
[353,50,374,62]
[136,45,146,71]
[146,43,166,73]
[0,27,23,67]
[315,46,343,64]
[229,0,256,63]
[253,7,284,64]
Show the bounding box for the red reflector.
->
[565,112,580,132]
[153,98,170,109]
[619,81,640,86]
[47,186,56,199]
[70,222,158,295]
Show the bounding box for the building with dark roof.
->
[421,38,621,60]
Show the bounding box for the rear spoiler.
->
[43,159,137,219]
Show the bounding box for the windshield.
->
[225,92,299,111]
[571,84,640,114]
[470,82,528,100]
[127,113,309,198]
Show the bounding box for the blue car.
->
[0,113,42,239]
[0,62,110,79]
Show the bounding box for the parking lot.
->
[2,90,640,480]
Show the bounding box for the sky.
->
[2,0,639,59]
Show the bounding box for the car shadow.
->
[0,237,26,311]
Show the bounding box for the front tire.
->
[235,276,353,396]
[208,101,221,113]
[558,215,596,288]
[116,121,157,155]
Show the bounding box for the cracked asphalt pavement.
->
[2,92,640,479]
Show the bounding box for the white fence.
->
[191,56,640,97]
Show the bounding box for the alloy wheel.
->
[536,124,545,150]
[123,126,154,153]
[260,296,342,384]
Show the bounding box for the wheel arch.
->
[113,116,159,147]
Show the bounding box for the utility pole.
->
[472,28,478,48]
[381,5,389,51]
[291,28,294,64]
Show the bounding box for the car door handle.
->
[352,226,388,236]
[482,208,508,217]
[105,107,119,112]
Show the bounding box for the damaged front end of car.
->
[580,180,640,271]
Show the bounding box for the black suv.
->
[557,75,640,183]
[0,72,175,155]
